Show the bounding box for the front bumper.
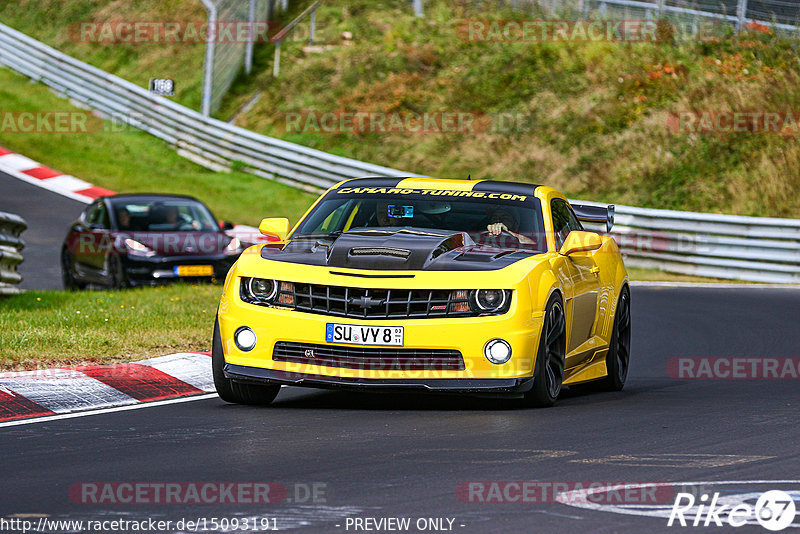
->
[218,274,544,384]
[225,364,536,396]
[122,253,238,285]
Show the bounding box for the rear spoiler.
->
[572,204,615,233]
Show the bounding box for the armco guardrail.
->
[0,22,415,192]
[577,203,800,284]
[0,211,26,295]
[1,22,799,283]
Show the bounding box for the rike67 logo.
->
[669,490,797,531]
[556,481,800,531]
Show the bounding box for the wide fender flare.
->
[525,260,564,317]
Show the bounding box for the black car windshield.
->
[293,187,547,253]
[109,198,218,232]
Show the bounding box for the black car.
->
[61,194,243,289]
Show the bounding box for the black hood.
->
[260,228,535,271]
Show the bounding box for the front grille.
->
[283,283,474,320]
[273,341,465,371]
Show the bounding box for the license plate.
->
[174,265,214,277]
[326,323,404,346]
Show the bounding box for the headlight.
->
[225,237,242,254]
[240,278,296,307]
[124,238,155,257]
[242,277,278,303]
[471,289,509,313]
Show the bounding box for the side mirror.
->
[559,231,603,256]
[219,221,235,231]
[259,217,290,241]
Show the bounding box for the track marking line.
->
[570,453,776,468]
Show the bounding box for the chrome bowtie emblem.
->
[304,349,315,358]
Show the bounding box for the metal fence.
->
[0,212,26,296]
[447,0,800,33]
[0,21,799,283]
[199,0,274,116]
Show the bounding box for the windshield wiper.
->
[291,231,343,239]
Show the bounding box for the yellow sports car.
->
[213,177,630,407]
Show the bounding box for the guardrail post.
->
[245,0,256,75]
[737,0,748,30]
[413,0,423,18]
[200,0,218,116]
[309,6,316,46]
[273,40,282,77]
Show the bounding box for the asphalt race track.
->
[1,286,799,533]
[0,169,86,290]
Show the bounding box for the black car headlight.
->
[241,277,278,304]
[470,289,511,314]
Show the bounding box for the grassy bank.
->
[222,0,800,218]
[0,284,221,370]
[5,1,800,217]
[0,68,315,226]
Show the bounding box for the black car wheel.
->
[523,295,566,408]
[212,318,281,405]
[108,255,127,289]
[61,248,85,290]
[600,286,631,391]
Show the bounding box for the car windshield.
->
[293,187,547,253]
[109,198,218,232]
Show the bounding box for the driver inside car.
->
[485,207,536,246]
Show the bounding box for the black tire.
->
[600,286,631,391]
[523,295,567,408]
[61,248,85,290]
[212,318,280,405]
[108,255,127,289]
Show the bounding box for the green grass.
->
[0,68,315,226]
[0,284,221,370]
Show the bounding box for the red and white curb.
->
[0,145,114,203]
[0,352,215,423]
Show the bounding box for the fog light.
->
[234,327,257,352]
[484,338,512,364]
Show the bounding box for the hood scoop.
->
[349,246,411,260]
[262,228,534,271]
